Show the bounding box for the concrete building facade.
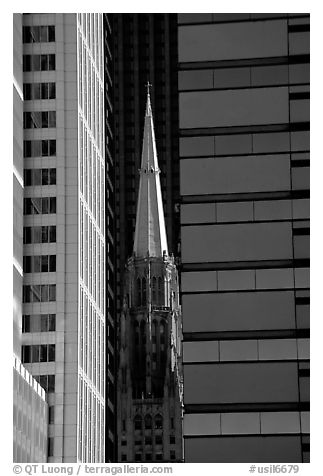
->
[13,14,48,463]
[19,13,107,462]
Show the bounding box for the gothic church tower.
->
[116,89,183,463]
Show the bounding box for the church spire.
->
[133,85,168,258]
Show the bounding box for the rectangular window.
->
[23,255,56,273]
[178,21,287,62]
[22,315,30,333]
[181,222,292,263]
[185,362,299,404]
[48,406,55,425]
[23,140,56,157]
[24,198,56,215]
[34,375,55,393]
[23,285,56,303]
[23,54,55,72]
[22,314,55,333]
[179,87,289,129]
[23,26,55,43]
[22,344,55,363]
[24,168,56,186]
[24,111,56,129]
[182,291,295,333]
[23,226,56,244]
[48,437,54,457]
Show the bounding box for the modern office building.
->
[19,13,108,462]
[178,13,310,462]
[116,91,183,463]
[103,13,118,463]
[13,13,48,463]
[13,356,48,462]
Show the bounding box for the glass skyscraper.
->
[178,13,310,462]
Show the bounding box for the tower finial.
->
[146,81,152,96]
[133,84,168,258]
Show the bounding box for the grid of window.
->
[23,284,56,303]
[77,13,106,464]
[178,13,310,464]
[23,255,56,273]
[24,168,56,186]
[33,375,55,393]
[23,140,56,157]
[23,25,55,43]
[23,226,56,244]
[23,111,56,129]
[23,82,56,100]
[22,314,56,333]
[22,344,56,363]
[24,197,56,215]
[23,54,56,72]
[13,360,48,463]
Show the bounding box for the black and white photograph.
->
[9,7,312,471]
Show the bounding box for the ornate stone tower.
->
[116,89,183,463]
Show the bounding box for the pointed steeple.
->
[133,85,168,258]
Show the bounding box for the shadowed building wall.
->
[177,13,310,463]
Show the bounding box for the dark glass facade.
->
[111,14,180,461]
[178,13,310,463]
[112,12,180,292]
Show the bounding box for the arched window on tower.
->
[155,414,163,430]
[140,320,146,347]
[134,415,142,431]
[137,277,142,306]
[160,320,166,365]
[152,276,157,303]
[142,277,146,306]
[145,414,152,429]
[160,320,166,347]
[158,277,163,305]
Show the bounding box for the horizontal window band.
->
[180,259,310,272]
[295,297,310,305]
[181,189,310,203]
[291,160,310,167]
[184,402,310,414]
[293,228,310,236]
[299,369,310,377]
[180,151,308,160]
[183,432,308,439]
[289,92,310,100]
[181,288,310,297]
[180,83,310,94]
[180,122,310,137]
[181,219,301,227]
[179,16,297,27]
[184,358,309,366]
[183,329,310,341]
[179,55,309,71]
[288,24,310,33]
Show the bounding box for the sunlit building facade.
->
[178,13,310,462]
[19,13,107,462]
[13,13,48,463]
